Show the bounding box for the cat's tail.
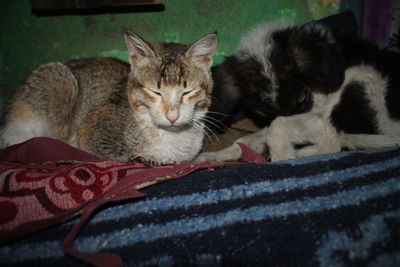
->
[341,134,400,150]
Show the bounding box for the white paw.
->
[295,145,320,158]
[270,151,296,162]
[266,140,296,162]
[195,144,241,163]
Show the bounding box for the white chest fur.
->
[148,124,204,162]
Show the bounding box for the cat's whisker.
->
[189,118,205,133]
[132,125,144,138]
[150,123,159,134]
[195,114,222,143]
[204,127,220,144]
[202,116,227,131]
[203,117,227,129]
[189,118,204,135]
[206,111,229,117]
[203,114,228,123]
[133,123,151,138]
[191,118,219,143]
[134,121,157,138]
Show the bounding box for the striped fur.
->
[0,31,217,163]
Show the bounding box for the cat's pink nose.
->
[166,104,180,125]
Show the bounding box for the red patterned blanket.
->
[0,137,264,266]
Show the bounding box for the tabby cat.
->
[0,30,217,163]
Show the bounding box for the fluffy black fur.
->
[208,15,400,137]
[209,25,345,129]
[330,81,378,134]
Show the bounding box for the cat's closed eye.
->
[143,87,162,96]
[182,90,193,96]
[151,90,161,96]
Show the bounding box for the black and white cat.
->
[197,19,400,162]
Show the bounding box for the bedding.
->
[0,137,399,266]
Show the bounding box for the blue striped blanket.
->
[1,147,400,266]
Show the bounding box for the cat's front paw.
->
[195,152,221,163]
[195,144,242,163]
[267,138,296,162]
[148,159,177,166]
[130,156,176,166]
[270,151,296,162]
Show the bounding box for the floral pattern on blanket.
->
[0,160,145,231]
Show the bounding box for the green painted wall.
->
[0,0,339,112]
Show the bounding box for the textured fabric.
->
[1,145,399,266]
[0,157,150,234]
[0,137,101,164]
[0,137,238,266]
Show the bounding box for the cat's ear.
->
[124,29,156,66]
[186,33,217,68]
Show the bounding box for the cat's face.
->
[124,31,217,130]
